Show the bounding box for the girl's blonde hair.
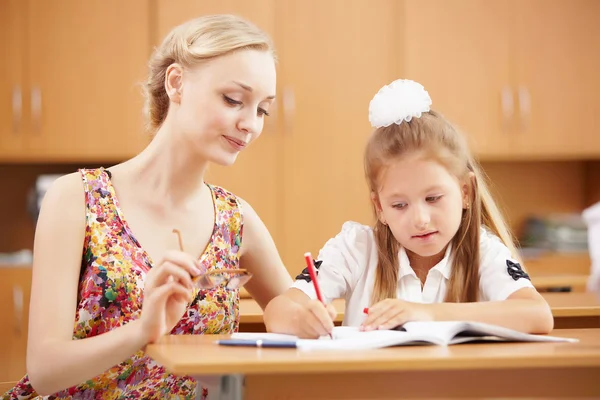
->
[365,110,520,305]
[143,14,275,131]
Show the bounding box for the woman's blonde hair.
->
[143,14,275,131]
[365,110,520,305]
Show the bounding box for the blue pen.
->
[217,339,297,348]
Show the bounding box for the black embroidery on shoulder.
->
[295,260,323,282]
[506,260,530,281]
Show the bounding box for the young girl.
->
[3,14,292,399]
[264,79,553,339]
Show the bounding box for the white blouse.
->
[292,221,534,327]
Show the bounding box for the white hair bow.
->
[368,79,432,128]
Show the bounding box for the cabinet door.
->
[513,0,600,158]
[0,268,31,382]
[404,0,514,160]
[26,0,151,162]
[0,0,26,159]
[278,0,401,271]
[156,1,283,250]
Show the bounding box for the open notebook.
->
[223,321,578,351]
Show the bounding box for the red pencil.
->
[304,252,333,339]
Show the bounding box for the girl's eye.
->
[426,195,442,203]
[392,203,407,210]
[223,95,242,106]
[258,107,270,117]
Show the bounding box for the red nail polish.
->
[363,307,369,314]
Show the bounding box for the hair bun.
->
[368,79,432,128]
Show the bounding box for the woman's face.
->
[168,49,276,166]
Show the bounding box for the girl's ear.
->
[370,192,386,224]
[461,172,476,209]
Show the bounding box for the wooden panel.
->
[156,0,275,38]
[531,273,589,293]
[513,0,600,158]
[554,316,600,329]
[155,0,283,250]
[25,0,151,162]
[0,382,19,395]
[279,0,401,272]
[0,268,32,382]
[245,368,600,399]
[525,252,590,275]
[0,0,26,158]
[585,161,600,208]
[404,0,514,159]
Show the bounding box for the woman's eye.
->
[258,107,270,117]
[223,95,242,106]
[392,203,406,210]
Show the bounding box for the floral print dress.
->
[3,168,243,400]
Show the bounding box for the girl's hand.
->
[361,299,434,331]
[294,300,338,339]
[140,250,204,344]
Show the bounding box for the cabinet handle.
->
[31,86,42,134]
[518,86,531,131]
[12,86,22,134]
[13,285,24,336]
[501,86,514,131]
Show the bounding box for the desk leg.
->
[195,374,244,400]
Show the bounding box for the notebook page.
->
[296,329,423,351]
[457,321,579,343]
[401,321,467,345]
[402,321,579,344]
[232,326,366,342]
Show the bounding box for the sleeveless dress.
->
[2,167,243,400]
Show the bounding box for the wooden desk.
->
[531,273,590,292]
[147,328,600,399]
[239,292,600,331]
[544,292,600,328]
[238,299,345,326]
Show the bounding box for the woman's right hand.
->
[140,251,203,344]
[294,300,337,339]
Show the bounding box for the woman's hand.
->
[294,300,338,339]
[361,299,434,331]
[140,251,203,343]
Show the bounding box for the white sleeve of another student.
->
[478,228,535,301]
[291,221,373,303]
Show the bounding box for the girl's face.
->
[374,152,470,262]
[167,49,276,166]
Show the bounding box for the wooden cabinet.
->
[404,0,600,160]
[0,0,27,158]
[154,0,284,253]
[0,1,152,163]
[404,0,514,159]
[0,268,32,382]
[512,0,600,158]
[277,0,401,271]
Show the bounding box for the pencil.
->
[304,252,333,339]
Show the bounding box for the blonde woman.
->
[3,15,292,399]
